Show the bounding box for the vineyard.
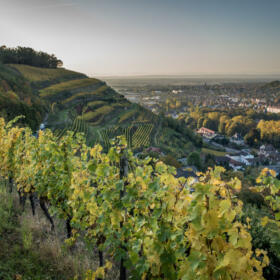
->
[55,111,88,139]
[131,123,153,148]
[99,123,154,149]
[62,85,108,105]
[9,64,85,83]
[39,78,100,98]
[1,117,278,279]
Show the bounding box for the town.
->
[105,77,280,176]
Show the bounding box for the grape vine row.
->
[0,117,272,280]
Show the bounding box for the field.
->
[202,148,226,156]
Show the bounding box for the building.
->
[259,144,276,157]
[172,89,183,94]
[267,106,280,114]
[258,144,280,164]
[197,127,216,139]
[230,133,244,145]
[225,152,255,170]
[228,158,244,171]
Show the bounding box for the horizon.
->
[96,73,280,79]
[1,0,280,76]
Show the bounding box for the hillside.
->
[262,80,280,89]
[0,64,45,130]
[1,63,201,157]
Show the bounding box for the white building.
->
[267,106,280,114]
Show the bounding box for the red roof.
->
[197,127,215,134]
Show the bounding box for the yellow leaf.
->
[261,216,270,227]
[269,169,276,177]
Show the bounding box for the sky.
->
[0,0,280,76]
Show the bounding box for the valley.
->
[0,46,280,280]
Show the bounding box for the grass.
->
[202,147,226,156]
[9,64,85,83]
[0,180,118,280]
[39,78,101,97]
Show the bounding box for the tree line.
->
[181,107,280,148]
[0,46,63,68]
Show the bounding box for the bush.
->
[242,205,280,280]
[238,188,266,208]
[160,154,182,168]
[187,151,202,169]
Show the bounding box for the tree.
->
[187,151,202,169]
[197,117,204,129]
[160,154,182,168]
[0,46,63,68]
[202,118,217,131]
[245,128,260,147]
[218,115,230,134]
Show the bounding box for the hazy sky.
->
[1,0,280,76]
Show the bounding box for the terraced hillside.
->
[0,63,45,130]
[2,63,201,157]
[9,64,86,89]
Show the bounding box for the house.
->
[230,133,244,145]
[238,150,254,159]
[228,158,244,171]
[197,127,216,139]
[259,144,276,157]
[258,144,280,164]
[227,155,250,166]
[225,152,255,170]
[172,90,182,94]
[267,106,280,114]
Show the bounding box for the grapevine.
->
[0,117,272,280]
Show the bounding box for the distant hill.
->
[262,80,280,89]
[0,62,201,157]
